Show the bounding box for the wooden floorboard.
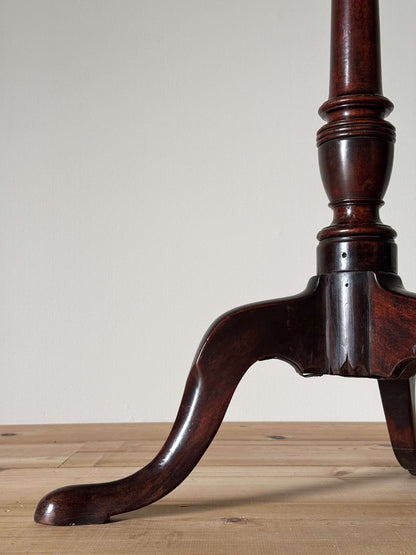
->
[1,422,415,554]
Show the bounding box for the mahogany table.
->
[34,0,416,525]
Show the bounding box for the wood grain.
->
[1,422,416,554]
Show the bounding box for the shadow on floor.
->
[111,466,410,523]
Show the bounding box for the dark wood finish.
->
[329,0,382,97]
[35,284,322,525]
[34,0,416,525]
[379,377,416,474]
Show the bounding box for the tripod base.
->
[34,271,416,525]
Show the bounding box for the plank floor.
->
[1,422,416,554]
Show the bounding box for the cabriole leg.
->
[35,282,321,525]
[378,377,416,474]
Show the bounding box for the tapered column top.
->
[329,0,382,98]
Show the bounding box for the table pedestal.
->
[34,0,416,525]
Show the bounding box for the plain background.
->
[2,0,416,424]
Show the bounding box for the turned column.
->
[317,0,396,277]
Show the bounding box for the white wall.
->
[1,0,416,424]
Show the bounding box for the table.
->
[30,0,416,528]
